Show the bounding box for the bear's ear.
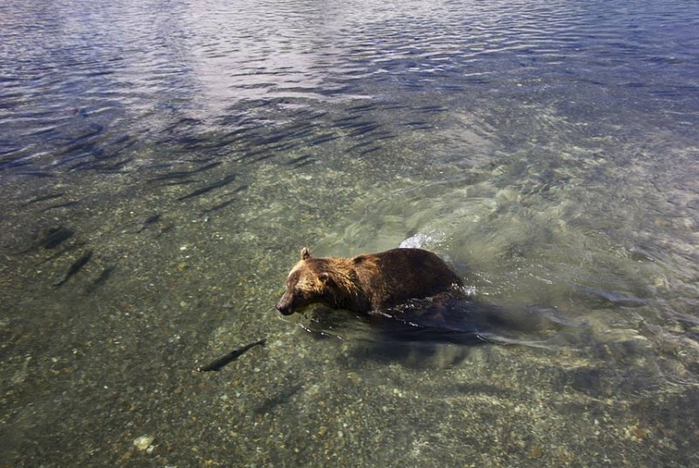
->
[301,247,311,260]
[353,254,368,264]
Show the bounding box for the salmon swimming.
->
[53,250,92,287]
[196,339,266,372]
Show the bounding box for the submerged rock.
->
[133,435,154,451]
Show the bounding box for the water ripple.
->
[1,0,698,193]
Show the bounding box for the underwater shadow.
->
[300,295,570,368]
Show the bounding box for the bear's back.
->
[354,248,462,310]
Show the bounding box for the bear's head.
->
[276,247,356,315]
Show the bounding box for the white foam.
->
[399,230,445,249]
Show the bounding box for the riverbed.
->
[2,0,699,466]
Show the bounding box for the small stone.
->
[529,445,544,459]
[133,435,155,451]
[631,426,650,439]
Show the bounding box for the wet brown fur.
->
[276,247,462,315]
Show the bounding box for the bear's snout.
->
[276,294,295,315]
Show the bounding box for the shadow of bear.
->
[297,293,569,368]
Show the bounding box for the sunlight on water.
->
[1,0,699,466]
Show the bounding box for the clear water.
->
[2,0,699,465]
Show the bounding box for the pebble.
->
[529,445,544,459]
[133,435,155,451]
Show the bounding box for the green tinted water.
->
[2,0,699,466]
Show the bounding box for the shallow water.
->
[2,0,699,466]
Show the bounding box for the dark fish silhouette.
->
[20,226,74,253]
[334,115,362,124]
[85,266,116,294]
[202,186,248,214]
[347,102,378,113]
[338,120,377,132]
[416,105,447,113]
[309,133,339,146]
[359,146,381,157]
[253,383,303,415]
[17,171,54,178]
[148,162,222,182]
[42,201,79,211]
[177,174,237,201]
[68,123,103,144]
[137,213,161,233]
[40,227,74,249]
[196,339,266,372]
[53,250,93,287]
[23,193,65,206]
[285,155,316,169]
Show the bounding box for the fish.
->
[235,148,267,162]
[40,227,74,249]
[85,266,116,294]
[309,133,340,146]
[136,213,161,233]
[347,102,378,113]
[247,152,277,164]
[42,201,79,211]
[347,141,374,152]
[253,383,303,415]
[196,339,266,372]
[18,171,55,178]
[347,122,381,137]
[68,160,100,171]
[202,186,248,213]
[257,132,292,146]
[359,146,381,157]
[292,159,315,169]
[287,128,314,140]
[154,223,174,238]
[0,158,30,171]
[68,123,104,144]
[161,179,196,187]
[23,193,65,206]
[53,250,93,287]
[415,105,447,113]
[148,162,222,182]
[21,226,74,253]
[381,104,408,111]
[334,115,362,124]
[177,174,237,201]
[202,198,236,213]
[285,155,315,168]
[404,121,432,128]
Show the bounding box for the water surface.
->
[2,0,699,466]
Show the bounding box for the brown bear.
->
[276,247,463,316]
